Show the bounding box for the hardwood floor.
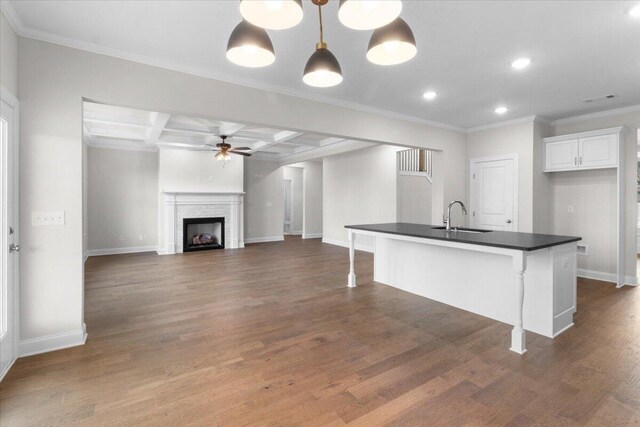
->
[1,236,639,426]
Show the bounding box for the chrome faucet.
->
[443,200,468,231]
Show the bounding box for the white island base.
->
[347,229,577,354]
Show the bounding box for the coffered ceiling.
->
[83,102,372,162]
[5,1,640,129]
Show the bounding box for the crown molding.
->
[7,10,467,133]
[550,104,640,126]
[466,115,550,133]
[0,1,25,34]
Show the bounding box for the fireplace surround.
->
[159,191,244,254]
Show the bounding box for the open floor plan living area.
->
[1,1,640,425]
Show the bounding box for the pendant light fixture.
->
[239,0,304,30]
[226,20,276,68]
[303,0,343,88]
[367,17,416,65]
[338,0,402,30]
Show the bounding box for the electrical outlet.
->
[32,211,65,226]
[577,244,588,256]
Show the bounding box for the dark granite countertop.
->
[345,222,581,251]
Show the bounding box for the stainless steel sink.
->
[431,226,493,234]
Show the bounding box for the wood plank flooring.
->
[1,236,639,426]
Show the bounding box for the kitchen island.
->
[345,223,581,354]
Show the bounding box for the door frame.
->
[283,178,292,235]
[0,84,19,382]
[469,154,519,231]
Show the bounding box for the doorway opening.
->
[283,166,304,236]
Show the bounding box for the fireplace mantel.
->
[159,191,244,254]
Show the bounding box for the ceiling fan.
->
[201,135,252,161]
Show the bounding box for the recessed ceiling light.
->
[494,106,508,115]
[511,57,531,70]
[423,91,437,100]
[629,4,640,18]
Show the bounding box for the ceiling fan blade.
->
[230,147,251,151]
[231,151,252,157]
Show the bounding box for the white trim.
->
[244,236,285,244]
[322,237,374,253]
[0,357,16,382]
[577,269,638,287]
[302,233,323,239]
[551,105,640,126]
[291,231,302,236]
[86,246,157,257]
[0,84,19,381]
[83,251,89,263]
[19,323,87,357]
[469,154,519,231]
[543,126,628,143]
[466,115,549,133]
[0,2,24,34]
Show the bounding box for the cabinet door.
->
[545,139,578,171]
[578,134,618,169]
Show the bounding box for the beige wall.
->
[244,159,284,241]
[323,145,401,249]
[0,11,18,95]
[18,37,467,343]
[551,111,640,279]
[87,147,158,251]
[467,121,535,232]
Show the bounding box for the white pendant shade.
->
[226,21,276,68]
[367,18,416,65]
[240,0,304,30]
[338,0,402,30]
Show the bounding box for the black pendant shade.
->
[303,45,343,87]
[367,17,416,65]
[226,20,275,68]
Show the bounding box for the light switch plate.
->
[32,211,65,226]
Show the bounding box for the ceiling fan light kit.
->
[226,0,415,87]
[226,20,276,68]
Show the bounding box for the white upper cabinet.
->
[543,127,623,172]
[578,134,618,169]
[545,139,578,171]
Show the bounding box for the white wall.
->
[16,36,465,348]
[397,174,432,224]
[551,111,640,279]
[0,11,18,95]
[283,166,303,234]
[467,121,535,232]
[87,147,158,252]
[323,145,401,250]
[244,159,284,242]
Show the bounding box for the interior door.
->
[283,179,292,234]
[0,96,19,381]
[471,157,516,231]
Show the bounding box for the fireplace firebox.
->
[182,217,225,252]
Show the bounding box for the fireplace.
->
[182,217,225,252]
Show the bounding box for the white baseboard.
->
[577,269,638,286]
[83,251,89,263]
[20,323,88,357]
[302,233,323,239]
[86,246,157,257]
[291,231,302,236]
[244,236,285,244]
[322,237,375,253]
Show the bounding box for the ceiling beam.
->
[146,112,171,145]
